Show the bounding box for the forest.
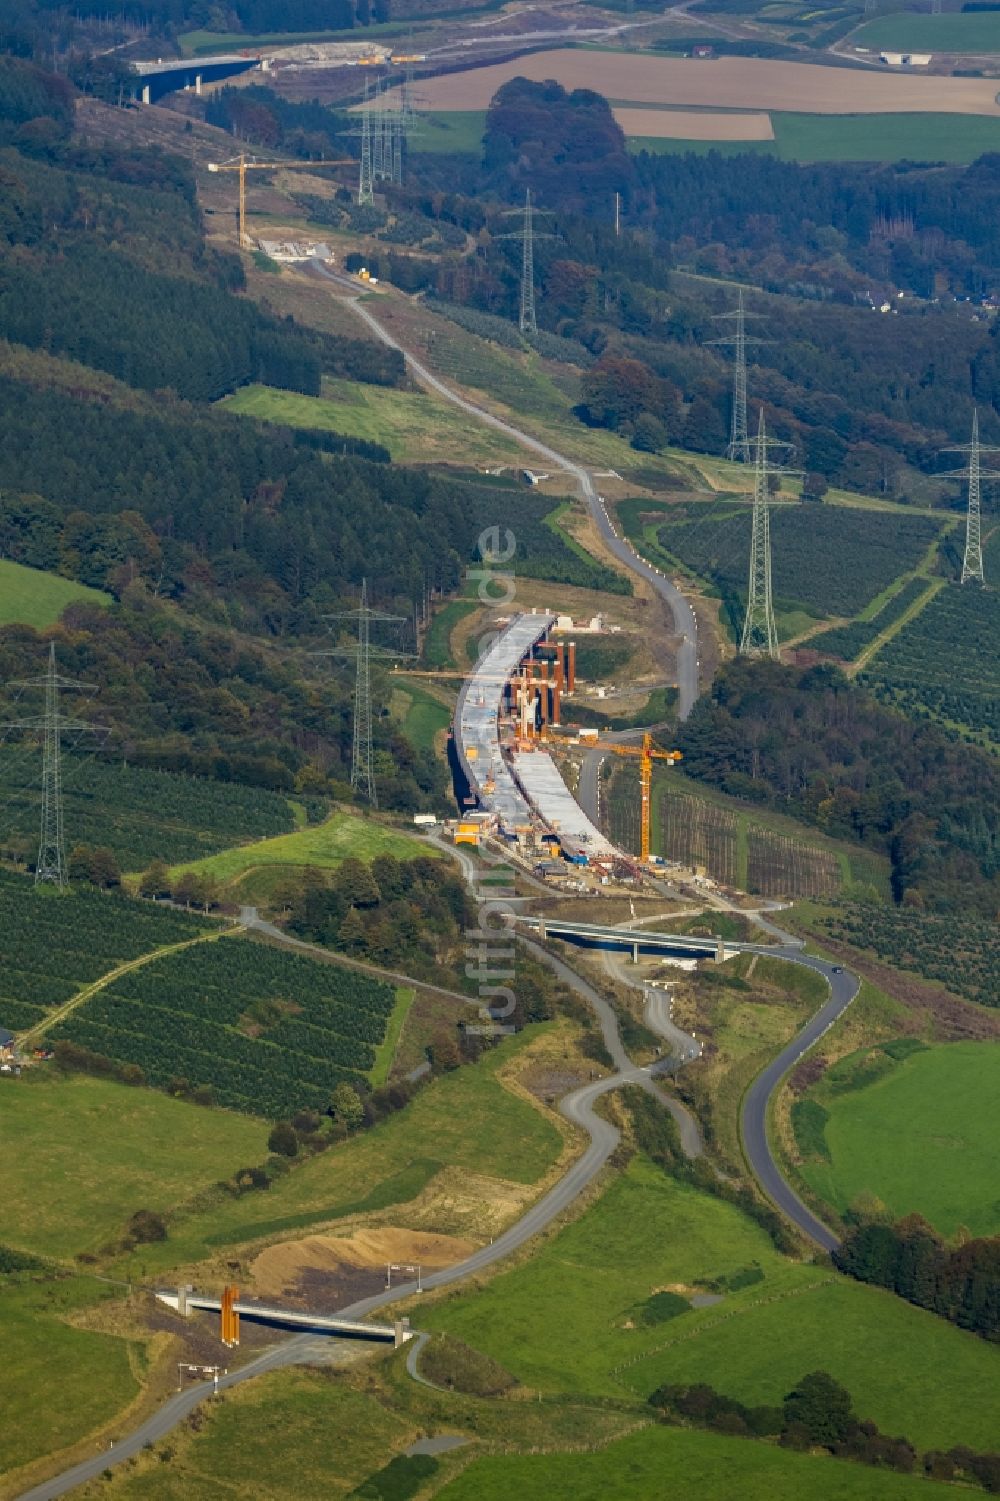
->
[676,659,999,914]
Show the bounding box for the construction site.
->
[449,610,681,884]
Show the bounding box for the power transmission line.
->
[709,288,769,465]
[0,643,101,887]
[940,408,999,586]
[358,80,374,206]
[499,189,556,336]
[739,409,796,661]
[315,580,411,807]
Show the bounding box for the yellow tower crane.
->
[207,153,353,250]
[543,728,682,864]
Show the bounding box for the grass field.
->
[0,1074,267,1260]
[630,111,1000,162]
[800,1041,1000,1237]
[219,380,525,467]
[424,1154,1000,1451]
[437,1424,956,1501]
[623,1270,1000,1451]
[165,809,432,887]
[0,558,110,629]
[389,682,451,752]
[415,110,487,154]
[1,1277,141,1484]
[108,1370,417,1499]
[854,11,1000,52]
[423,1157,786,1394]
[108,1028,563,1275]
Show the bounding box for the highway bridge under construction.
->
[453,610,659,871]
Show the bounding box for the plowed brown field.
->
[612,106,774,139]
[403,48,1000,116]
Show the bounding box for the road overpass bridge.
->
[156,1290,413,1345]
[517,914,733,962]
[129,54,261,104]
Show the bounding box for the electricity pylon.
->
[358,82,374,206]
[710,289,769,464]
[739,410,793,660]
[0,643,99,887]
[315,580,411,807]
[941,409,999,585]
[499,189,556,336]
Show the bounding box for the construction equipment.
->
[207,153,352,249]
[544,729,681,864]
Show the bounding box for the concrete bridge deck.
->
[155,1291,411,1343]
[518,913,733,961]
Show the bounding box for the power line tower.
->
[941,409,999,586]
[316,580,410,807]
[358,81,374,206]
[1,643,99,887]
[709,288,769,465]
[499,189,556,336]
[739,410,790,660]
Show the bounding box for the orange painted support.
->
[567,642,576,693]
[220,1285,241,1347]
[551,680,561,724]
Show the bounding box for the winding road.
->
[309,264,700,720]
[18,273,860,1500]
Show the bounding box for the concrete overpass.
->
[155,1290,413,1345]
[517,913,733,962]
[129,54,261,104]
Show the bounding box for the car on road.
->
[832,965,844,973]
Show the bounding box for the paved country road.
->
[308,263,700,720]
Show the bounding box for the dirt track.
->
[612,106,774,140]
[403,47,1000,116]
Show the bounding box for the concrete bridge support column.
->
[716,936,724,963]
[632,941,640,964]
[177,1285,193,1317]
[393,1318,411,1348]
[141,83,151,104]
[195,73,203,94]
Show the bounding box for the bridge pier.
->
[176,1285,193,1317]
[393,1318,411,1348]
[538,919,546,940]
[141,83,150,104]
[632,940,639,964]
[716,936,724,963]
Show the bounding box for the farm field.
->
[796,1041,1000,1237]
[389,681,450,753]
[808,577,934,664]
[854,11,1000,52]
[810,902,998,1008]
[605,764,890,898]
[50,935,398,1116]
[219,380,525,468]
[0,1073,266,1260]
[165,809,432,889]
[105,1028,564,1276]
[399,48,1000,116]
[0,558,109,629]
[863,575,1000,747]
[0,869,209,1035]
[0,752,300,870]
[612,106,775,140]
[424,1155,1000,1450]
[649,501,944,632]
[437,1424,956,1501]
